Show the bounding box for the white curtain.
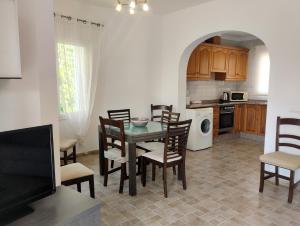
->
[55,16,103,142]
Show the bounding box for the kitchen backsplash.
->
[187,80,241,101]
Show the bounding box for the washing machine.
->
[186,108,213,151]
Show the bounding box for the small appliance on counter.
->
[230,91,248,102]
[221,92,230,103]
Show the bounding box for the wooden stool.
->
[61,163,95,198]
[60,139,77,165]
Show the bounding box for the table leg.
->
[128,143,137,196]
[98,130,105,176]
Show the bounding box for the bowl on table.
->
[131,117,149,127]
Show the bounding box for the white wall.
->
[54,0,162,153]
[159,0,300,180]
[0,0,60,184]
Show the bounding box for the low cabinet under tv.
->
[7,186,100,226]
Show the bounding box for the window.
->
[257,51,270,95]
[57,43,84,114]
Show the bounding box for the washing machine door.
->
[198,117,212,136]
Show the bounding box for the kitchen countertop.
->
[186,99,267,109]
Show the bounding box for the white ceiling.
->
[220,31,259,42]
[80,0,215,14]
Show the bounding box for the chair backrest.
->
[276,117,300,152]
[107,109,131,124]
[163,119,192,163]
[99,117,126,157]
[161,111,180,124]
[151,104,173,121]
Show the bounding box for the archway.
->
[178,31,270,117]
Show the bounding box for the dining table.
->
[98,121,167,196]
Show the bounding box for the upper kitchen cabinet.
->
[236,50,248,80]
[211,47,227,73]
[186,42,249,81]
[226,50,238,80]
[187,44,211,80]
[0,0,21,78]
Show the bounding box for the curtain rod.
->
[54,13,104,28]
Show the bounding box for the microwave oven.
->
[230,91,248,102]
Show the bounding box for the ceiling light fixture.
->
[115,0,150,14]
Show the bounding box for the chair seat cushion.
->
[105,147,145,163]
[60,139,77,152]
[61,163,94,182]
[137,142,165,152]
[260,152,300,170]
[142,150,182,163]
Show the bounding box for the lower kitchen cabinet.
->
[213,106,219,138]
[241,104,267,135]
[234,104,243,133]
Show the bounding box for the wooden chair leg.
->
[89,176,95,198]
[77,183,81,192]
[142,157,147,187]
[63,151,68,166]
[163,166,168,198]
[152,163,156,181]
[104,158,108,187]
[259,162,265,193]
[182,162,187,190]
[73,145,77,163]
[137,157,142,175]
[177,163,182,180]
[172,166,176,175]
[288,170,295,203]
[111,160,114,169]
[119,163,126,194]
[275,166,279,185]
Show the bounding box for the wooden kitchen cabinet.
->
[187,43,249,81]
[213,106,220,138]
[236,51,248,80]
[187,47,199,80]
[244,104,258,134]
[258,105,267,135]
[242,104,267,135]
[227,50,238,80]
[234,104,244,132]
[211,47,227,73]
[187,44,211,80]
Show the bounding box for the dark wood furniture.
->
[61,163,95,198]
[259,117,300,203]
[99,117,145,194]
[107,109,131,123]
[151,104,173,121]
[60,139,77,166]
[8,187,100,226]
[98,121,168,196]
[141,119,192,198]
[107,109,131,169]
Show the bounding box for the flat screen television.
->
[0,125,56,220]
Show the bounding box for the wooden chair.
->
[151,104,173,122]
[138,111,181,176]
[107,109,131,169]
[61,163,95,198]
[259,117,300,203]
[141,119,192,198]
[60,139,77,166]
[100,117,145,193]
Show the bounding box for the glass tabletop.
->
[123,121,167,136]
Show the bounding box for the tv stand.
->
[7,186,100,226]
[0,206,34,225]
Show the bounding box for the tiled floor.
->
[76,138,300,226]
